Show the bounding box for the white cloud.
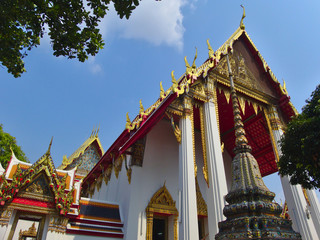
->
[88,57,102,74]
[100,0,190,51]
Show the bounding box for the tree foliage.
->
[0,124,28,169]
[0,0,142,77]
[278,84,320,189]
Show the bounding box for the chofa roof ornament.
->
[240,5,246,30]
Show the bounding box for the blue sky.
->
[1,1,320,201]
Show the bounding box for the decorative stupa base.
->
[216,215,301,240]
[215,150,301,240]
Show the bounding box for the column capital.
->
[204,76,216,102]
[182,94,193,118]
[267,105,283,131]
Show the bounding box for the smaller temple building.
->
[0,131,125,239]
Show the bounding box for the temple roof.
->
[82,26,298,191]
[0,141,76,215]
[59,129,104,176]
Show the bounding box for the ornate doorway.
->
[146,184,178,240]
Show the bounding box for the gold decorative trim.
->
[199,105,209,186]
[263,107,280,163]
[0,208,12,226]
[126,168,132,184]
[146,183,178,240]
[167,98,184,117]
[146,211,153,240]
[267,106,283,130]
[131,138,146,167]
[189,81,207,102]
[102,164,113,186]
[190,102,198,178]
[19,222,37,239]
[9,203,57,215]
[213,82,221,139]
[238,96,246,114]
[114,154,124,179]
[48,214,68,233]
[213,73,273,106]
[196,178,208,216]
[302,188,311,206]
[170,116,181,144]
[166,111,181,143]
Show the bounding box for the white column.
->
[270,107,318,240]
[306,189,320,237]
[280,176,316,239]
[203,100,228,239]
[178,96,199,240]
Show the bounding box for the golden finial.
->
[46,137,53,155]
[139,100,144,114]
[240,5,246,30]
[184,56,190,71]
[171,70,178,90]
[96,124,100,137]
[10,145,14,156]
[282,79,288,95]
[160,81,165,98]
[192,47,197,69]
[207,39,214,59]
[126,112,131,129]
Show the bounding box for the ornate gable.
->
[214,39,279,100]
[0,141,74,215]
[59,129,104,176]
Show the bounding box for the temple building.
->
[1,17,320,240]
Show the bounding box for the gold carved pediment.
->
[19,173,55,202]
[190,81,206,102]
[214,52,262,92]
[147,183,178,215]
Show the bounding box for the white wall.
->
[126,119,180,239]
